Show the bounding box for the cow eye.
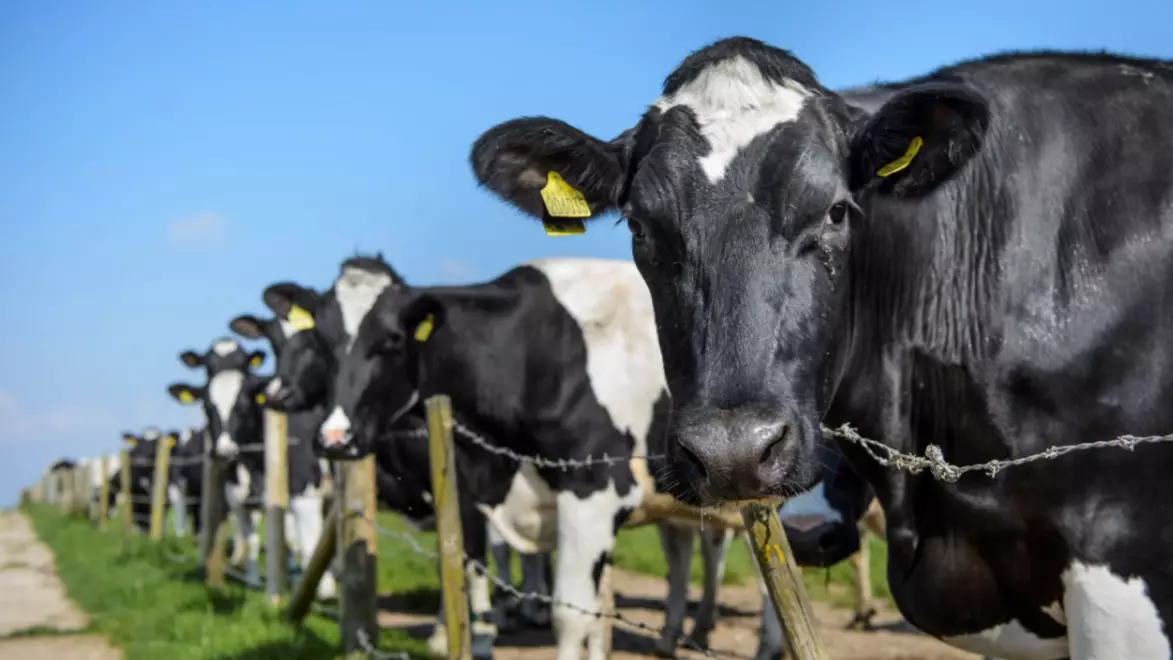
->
[625,217,646,240]
[827,201,849,226]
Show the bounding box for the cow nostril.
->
[757,424,790,467]
[677,442,708,481]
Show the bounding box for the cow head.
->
[308,255,411,459]
[230,282,333,415]
[170,338,271,459]
[121,428,162,491]
[471,36,990,504]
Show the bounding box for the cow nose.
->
[320,406,353,448]
[671,407,796,503]
[321,427,351,447]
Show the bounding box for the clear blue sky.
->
[2,0,1169,506]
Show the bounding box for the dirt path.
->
[0,510,121,660]
[380,567,981,659]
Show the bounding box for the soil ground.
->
[0,510,121,660]
[378,566,982,660]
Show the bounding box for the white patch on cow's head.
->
[335,266,393,351]
[178,428,193,446]
[265,378,282,396]
[278,318,297,339]
[209,369,244,448]
[654,55,811,183]
[143,427,161,441]
[215,432,239,457]
[212,338,240,356]
[320,405,352,447]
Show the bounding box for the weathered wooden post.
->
[98,455,111,531]
[338,454,379,657]
[198,429,229,589]
[150,434,175,540]
[119,449,132,535]
[264,407,290,603]
[741,502,829,660]
[427,395,472,660]
[285,507,339,624]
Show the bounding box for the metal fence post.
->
[427,395,472,660]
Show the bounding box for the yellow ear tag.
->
[876,136,924,178]
[255,393,267,405]
[166,436,177,448]
[414,314,435,343]
[539,172,589,236]
[287,304,315,332]
[124,437,137,447]
[178,390,195,404]
[249,354,263,368]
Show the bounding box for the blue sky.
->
[2,0,1169,505]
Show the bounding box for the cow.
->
[265,254,798,660]
[252,263,559,643]
[166,427,205,538]
[471,35,1173,660]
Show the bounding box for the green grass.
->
[27,503,892,659]
[24,504,432,660]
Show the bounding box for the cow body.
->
[472,36,1173,660]
[166,427,205,538]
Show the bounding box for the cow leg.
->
[846,528,877,631]
[553,492,632,660]
[291,487,336,600]
[654,522,695,658]
[518,551,552,628]
[688,527,734,649]
[225,476,249,566]
[244,508,262,585]
[168,484,188,537]
[455,492,496,660]
[487,520,520,633]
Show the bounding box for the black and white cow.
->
[166,427,205,538]
[85,453,122,520]
[265,254,760,660]
[253,264,559,642]
[472,36,1173,659]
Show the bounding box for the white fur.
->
[224,464,261,573]
[319,405,350,446]
[553,483,644,660]
[653,55,811,183]
[476,462,558,554]
[1063,561,1168,660]
[777,482,843,523]
[209,370,244,456]
[335,266,393,350]
[944,620,1069,659]
[212,338,239,356]
[529,257,665,458]
[168,484,189,537]
[291,487,336,599]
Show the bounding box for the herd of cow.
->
[42,35,1173,660]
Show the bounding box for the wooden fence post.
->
[427,395,472,660]
[285,507,339,624]
[741,502,829,660]
[119,449,132,535]
[150,436,175,541]
[98,455,110,531]
[264,409,290,603]
[338,455,378,657]
[199,430,229,589]
[59,469,74,514]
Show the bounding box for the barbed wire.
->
[361,513,744,660]
[825,423,1173,482]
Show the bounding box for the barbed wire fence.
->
[28,390,1173,660]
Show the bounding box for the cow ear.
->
[247,350,266,369]
[263,282,320,320]
[167,383,201,405]
[250,378,274,406]
[471,117,632,234]
[229,315,267,340]
[121,433,137,446]
[179,350,204,368]
[400,294,446,344]
[847,82,990,200]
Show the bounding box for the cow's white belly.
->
[476,463,558,554]
[943,618,1068,660]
